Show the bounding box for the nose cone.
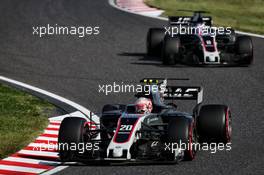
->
[113,147,123,157]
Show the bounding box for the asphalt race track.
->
[0,0,263,174]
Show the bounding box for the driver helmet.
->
[135,97,153,114]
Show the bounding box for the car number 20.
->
[120,125,133,131]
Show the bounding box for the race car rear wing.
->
[140,78,203,104]
[169,16,192,25]
[164,86,203,104]
[169,16,212,26]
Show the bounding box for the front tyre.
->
[147,28,165,56]
[162,36,181,65]
[167,117,197,161]
[235,36,253,65]
[197,105,231,143]
[58,117,87,162]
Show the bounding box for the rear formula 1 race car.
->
[58,78,232,164]
[147,11,253,66]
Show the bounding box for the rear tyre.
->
[167,117,197,161]
[147,28,165,56]
[162,36,181,65]
[197,105,231,143]
[235,36,253,65]
[58,117,86,162]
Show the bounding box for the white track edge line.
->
[41,166,69,175]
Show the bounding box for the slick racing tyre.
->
[197,105,232,143]
[167,117,197,161]
[235,36,253,65]
[147,28,165,56]
[58,117,86,162]
[162,36,181,65]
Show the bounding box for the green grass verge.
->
[0,83,54,159]
[145,0,264,34]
